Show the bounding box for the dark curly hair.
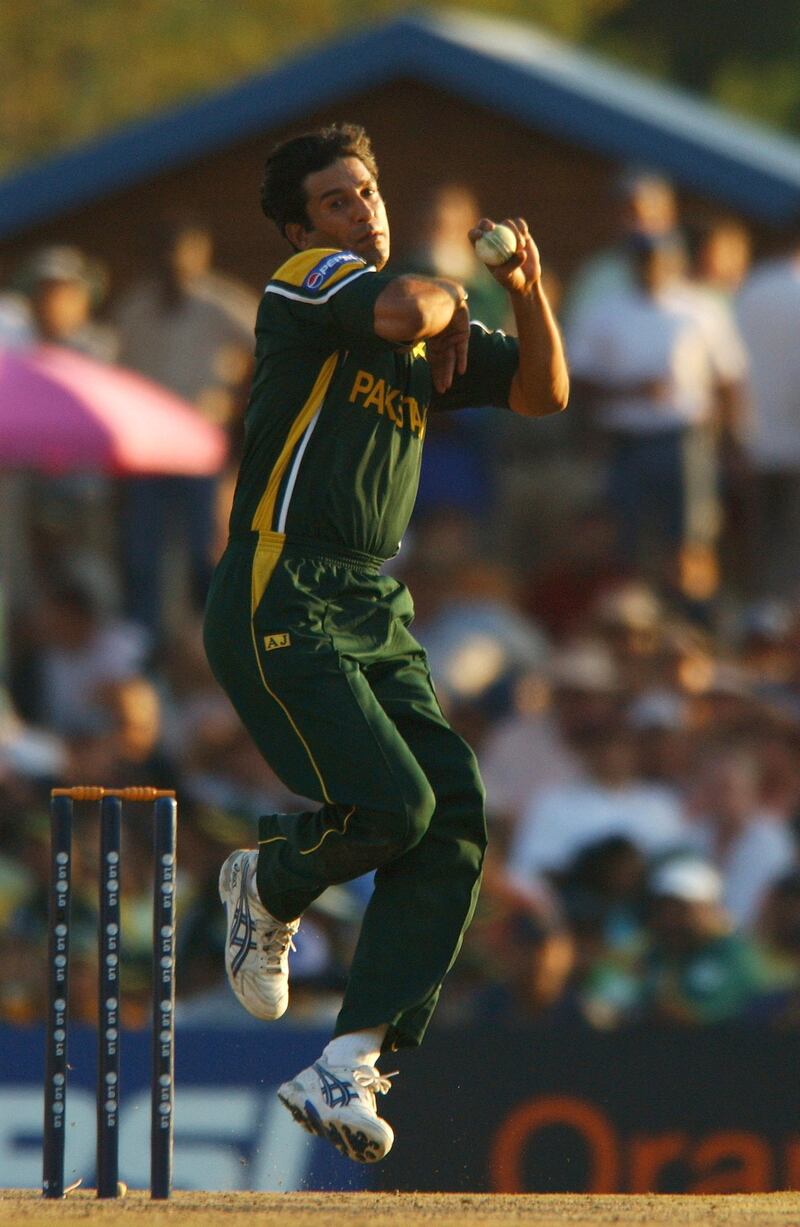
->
[260,123,379,242]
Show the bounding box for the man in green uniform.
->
[205,123,568,1162]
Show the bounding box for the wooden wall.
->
[0,79,784,305]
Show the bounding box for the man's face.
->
[293,156,390,269]
[33,278,91,339]
[169,228,212,283]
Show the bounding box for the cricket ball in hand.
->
[475,224,517,266]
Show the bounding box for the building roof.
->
[2,7,800,239]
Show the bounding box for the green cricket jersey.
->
[229,246,519,566]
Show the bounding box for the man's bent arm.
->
[467,217,568,418]
[373,275,466,342]
[508,281,570,418]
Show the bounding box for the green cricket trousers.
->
[203,532,487,1051]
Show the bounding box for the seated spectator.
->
[686,747,797,930]
[415,554,549,715]
[438,884,577,1027]
[678,652,761,740]
[479,668,585,835]
[582,858,762,1027]
[480,913,577,1025]
[739,600,796,689]
[507,721,688,893]
[642,859,763,1025]
[13,579,149,737]
[560,835,647,955]
[628,689,693,796]
[547,639,623,743]
[66,676,177,791]
[593,581,665,696]
[756,730,800,826]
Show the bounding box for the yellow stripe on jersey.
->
[249,350,339,547]
[271,247,368,292]
[250,530,286,616]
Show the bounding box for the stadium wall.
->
[1,1023,797,1194]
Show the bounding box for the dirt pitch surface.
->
[4,1190,800,1227]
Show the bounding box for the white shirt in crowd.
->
[736,256,800,470]
[479,712,584,825]
[507,778,688,884]
[567,282,746,435]
[688,814,797,930]
[115,274,256,408]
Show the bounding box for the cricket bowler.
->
[204,122,568,1162]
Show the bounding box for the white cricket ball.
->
[475,224,517,266]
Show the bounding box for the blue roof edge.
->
[0,20,417,239]
[404,21,800,223]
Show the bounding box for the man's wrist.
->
[434,279,469,313]
[508,278,542,305]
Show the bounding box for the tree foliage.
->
[2,0,800,176]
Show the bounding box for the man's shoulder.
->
[267,248,373,300]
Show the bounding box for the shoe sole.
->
[277,1090,391,1163]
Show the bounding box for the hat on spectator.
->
[650,859,723,904]
[18,245,108,304]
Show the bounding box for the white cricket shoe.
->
[278,1061,396,1163]
[218,849,300,1021]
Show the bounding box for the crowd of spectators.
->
[2,173,800,1036]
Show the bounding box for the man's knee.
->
[400,775,437,851]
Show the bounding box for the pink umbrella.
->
[0,344,227,474]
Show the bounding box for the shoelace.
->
[260,920,298,969]
[352,1065,399,1104]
